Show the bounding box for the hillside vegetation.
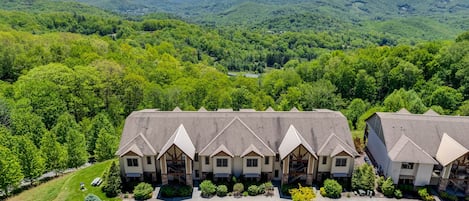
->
[1,1,469,199]
[72,0,469,41]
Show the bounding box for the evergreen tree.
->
[102,161,121,197]
[95,128,117,162]
[40,131,68,173]
[0,146,23,196]
[14,136,45,182]
[84,193,102,201]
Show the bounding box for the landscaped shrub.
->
[289,184,316,201]
[320,187,326,197]
[133,182,153,200]
[394,189,403,199]
[200,180,216,197]
[233,183,244,194]
[418,188,435,201]
[85,194,102,201]
[248,185,259,196]
[376,176,385,191]
[397,184,413,193]
[323,179,342,198]
[281,183,297,196]
[160,185,176,197]
[439,191,457,201]
[351,163,375,191]
[160,185,192,198]
[381,177,394,197]
[176,185,192,197]
[216,185,228,197]
[242,191,249,196]
[258,183,266,194]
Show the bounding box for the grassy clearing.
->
[8,160,121,201]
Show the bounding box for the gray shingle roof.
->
[368,112,469,158]
[117,109,355,158]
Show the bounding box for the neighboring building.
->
[116,107,358,186]
[365,109,469,195]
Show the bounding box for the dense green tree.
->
[381,177,395,197]
[40,131,68,173]
[95,128,118,162]
[261,69,302,99]
[14,136,45,182]
[388,61,423,91]
[0,146,23,196]
[429,86,463,112]
[51,112,80,144]
[10,100,47,147]
[344,98,368,129]
[354,70,377,101]
[299,80,343,110]
[0,97,12,128]
[383,89,427,114]
[86,113,115,156]
[65,129,88,168]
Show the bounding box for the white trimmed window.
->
[127,158,138,167]
[247,159,258,167]
[335,158,346,167]
[401,163,414,169]
[216,158,228,167]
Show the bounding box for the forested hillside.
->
[71,0,469,42]
[1,0,469,198]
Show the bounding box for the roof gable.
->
[317,133,358,157]
[241,144,264,158]
[278,125,317,160]
[120,144,143,157]
[157,124,196,160]
[199,117,275,156]
[388,135,437,164]
[116,133,156,156]
[436,133,468,166]
[210,144,234,157]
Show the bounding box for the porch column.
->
[438,178,448,191]
[282,156,290,185]
[185,156,193,187]
[306,154,314,185]
[160,155,168,185]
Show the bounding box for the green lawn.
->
[8,160,121,201]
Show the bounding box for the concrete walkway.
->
[146,186,441,201]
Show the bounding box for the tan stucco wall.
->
[261,156,273,172]
[142,155,156,172]
[213,156,231,174]
[122,155,143,174]
[318,156,332,172]
[243,156,262,174]
[331,156,353,175]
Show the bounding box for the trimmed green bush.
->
[323,179,342,198]
[381,177,394,197]
[200,180,216,197]
[351,164,375,191]
[133,182,153,200]
[418,188,435,201]
[160,185,192,197]
[233,183,244,194]
[320,187,326,197]
[440,191,457,201]
[376,176,385,191]
[394,189,403,199]
[216,185,228,197]
[281,183,296,196]
[258,183,266,194]
[248,185,259,196]
[84,194,102,201]
[242,191,249,196]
